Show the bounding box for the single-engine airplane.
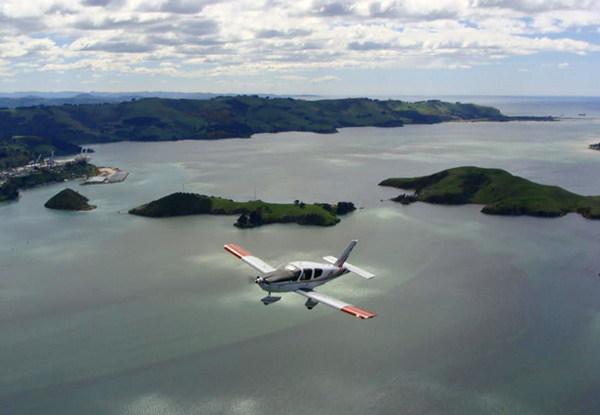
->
[224,240,377,319]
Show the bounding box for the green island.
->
[1,161,98,202]
[44,188,96,211]
[0,161,98,202]
[379,166,600,219]
[128,192,356,228]
[0,97,552,168]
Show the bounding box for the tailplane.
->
[323,239,375,279]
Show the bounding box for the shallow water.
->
[1,101,600,414]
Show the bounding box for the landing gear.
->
[261,294,281,305]
[305,298,319,310]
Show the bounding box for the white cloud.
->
[310,75,341,83]
[0,0,598,86]
[557,62,570,68]
[279,75,309,81]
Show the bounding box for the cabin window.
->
[301,269,313,280]
[314,269,323,278]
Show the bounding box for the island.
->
[44,188,96,211]
[379,166,600,219]
[128,192,356,228]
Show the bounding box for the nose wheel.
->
[261,294,281,305]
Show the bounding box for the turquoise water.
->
[1,105,600,414]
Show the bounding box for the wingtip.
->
[341,305,377,319]
[224,243,252,258]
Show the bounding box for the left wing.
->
[224,243,276,274]
[295,289,377,319]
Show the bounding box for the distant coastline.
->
[1,96,555,172]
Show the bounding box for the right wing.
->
[295,289,377,320]
[224,243,276,274]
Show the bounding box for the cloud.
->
[313,1,355,17]
[0,0,598,86]
[279,75,308,81]
[310,75,340,83]
[255,29,313,39]
[158,0,209,14]
[81,0,115,6]
[557,62,569,68]
[347,41,393,51]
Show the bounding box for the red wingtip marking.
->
[224,244,252,258]
[341,306,377,320]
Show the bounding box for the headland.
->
[380,166,600,219]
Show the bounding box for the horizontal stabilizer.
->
[224,243,276,274]
[295,289,377,320]
[344,263,375,279]
[323,256,375,279]
[323,256,338,264]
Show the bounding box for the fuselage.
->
[257,261,348,293]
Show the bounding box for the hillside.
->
[0,161,99,202]
[44,188,96,211]
[129,192,355,228]
[380,166,600,219]
[0,96,516,148]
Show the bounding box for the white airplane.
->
[224,240,377,319]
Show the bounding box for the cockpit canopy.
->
[280,264,301,279]
[263,264,302,283]
[263,263,324,284]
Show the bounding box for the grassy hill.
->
[0,96,514,148]
[129,192,355,228]
[0,134,86,170]
[380,166,600,219]
[44,188,96,211]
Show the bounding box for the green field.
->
[380,166,600,219]
[128,192,355,227]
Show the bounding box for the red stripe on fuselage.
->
[341,306,377,319]
[224,244,252,258]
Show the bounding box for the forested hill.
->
[0,96,515,147]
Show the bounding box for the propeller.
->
[247,276,264,284]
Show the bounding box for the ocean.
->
[1,96,599,414]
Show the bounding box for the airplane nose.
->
[255,276,264,284]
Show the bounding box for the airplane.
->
[224,240,377,319]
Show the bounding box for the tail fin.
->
[334,240,358,267]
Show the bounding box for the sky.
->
[0,0,599,96]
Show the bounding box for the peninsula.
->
[44,188,96,211]
[0,160,98,202]
[128,192,355,228]
[380,166,600,219]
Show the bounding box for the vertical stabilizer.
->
[335,240,358,267]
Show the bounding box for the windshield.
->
[280,264,301,280]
